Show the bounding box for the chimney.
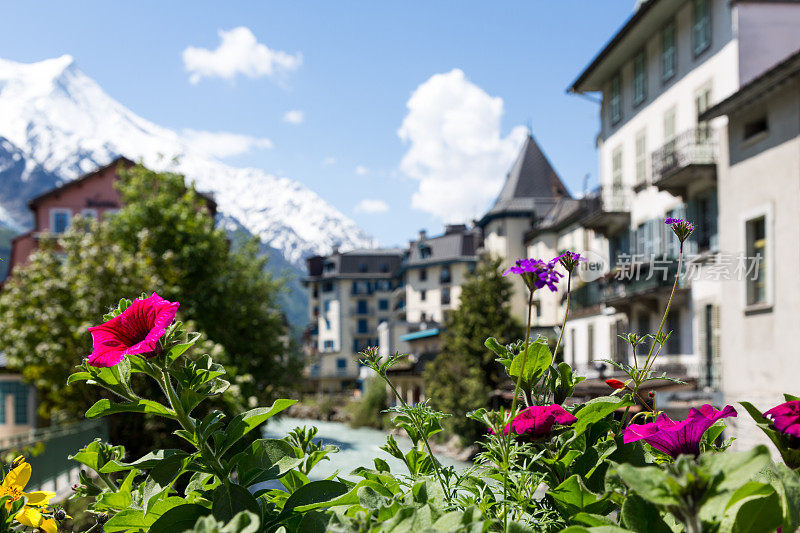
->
[332,245,340,255]
[418,229,427,241]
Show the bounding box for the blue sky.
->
[0,1,633,247]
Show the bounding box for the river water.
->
[263,416,472,481]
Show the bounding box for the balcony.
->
[651,127,716,198]
[568,281,605,312]
[603,260,687,312]
[580,186,630,236]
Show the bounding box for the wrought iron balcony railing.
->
[651,127,716,183]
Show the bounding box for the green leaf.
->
[572,513,619,527]
[296,511,330,533]
[100,449,188,473]
[233,438,303,486]
[620,494,672,533]
[211,482,260,523]
[144,454,189,514]
[768,462,800,532]
[721,482,782,533]
[85,398,175,419]
[509,340,552,389]
[150,504,211,533]
[573,396,632,436]
[217,399,297,454]
[614,464,680,507]
[701,446,771,492]
[66,371,92,385]
[104,509,148,532]
[280,480,350,517]
[547,474,611,516]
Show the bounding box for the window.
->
[336,358,347,370]
[358,262,368,273]
[13,384,28,424]
[662,21,676,81]
[322,281,334,293]
[380,262,389,273]
[81,208,98,220]
[357,319,369,334]
[633,49,647,106]
[352,281,371,295]
[664,107,677,142]
[324,261,335,273]
[357,300,368,314]
[695,85,712,140]
[323,300,332,312]
[378,299,389,311]
[440,266,451,284]
[693,0,711,56]
[495,221,506,237]
[50,209,71,233]
[743,117,768,142]
[420,290,427,302]
[746,216,767,306]
[635,130,647,185]
[419,268,427,282]
[611,147,623,189]
[441,287,451,306]
[609,73,622,125]
[323,340,335,351]
[666,312,681,354]
[375,279,391,292]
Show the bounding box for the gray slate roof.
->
[306,248,404,278]
[405,225,478,267]
[478,135,570,226]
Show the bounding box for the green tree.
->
[0,164,299,449]
[423,258,523,442]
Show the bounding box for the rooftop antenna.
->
[583,173,590,196]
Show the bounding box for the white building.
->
[703,50,800,448]
[568,0,800,385]
[303,249,403,393]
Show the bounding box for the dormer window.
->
[359,262,368,273]
[324,261,335,273]
[50,208,71,234]
[420,245,432,259]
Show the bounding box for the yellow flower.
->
[0,460,57,533]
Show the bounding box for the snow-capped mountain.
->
[0,55,372,266]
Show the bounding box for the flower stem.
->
[641,244,684,377]
[551,272,572,376]
[503,289,534,533]
[159,369,226,480]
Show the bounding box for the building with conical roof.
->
[477,134,572,320]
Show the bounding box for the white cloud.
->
[354,199,389,214]
[355,165,369,176]
[397,69,527,222]
[322,157,337,166]
[283,110,304,124]
[182,27,302,84]
[182,129,273,158]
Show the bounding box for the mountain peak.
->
[0,54,372,267]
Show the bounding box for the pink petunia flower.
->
[765,401,800,438]
[87,293,180,367]
[496,405,577,438]
[623,404,737,458]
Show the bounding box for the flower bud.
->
[648,390,656,398]
[605,379,626,390]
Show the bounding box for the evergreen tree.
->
[0,164,299,451]
[424,257,523,442]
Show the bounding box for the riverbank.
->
[263,416,473,481]
[286,399,479,462]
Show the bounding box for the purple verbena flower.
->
[765,401,800,438]
[665,217,695,244]
[555,251,586,273]
[503,258,563,292]
[623,404,737,457]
